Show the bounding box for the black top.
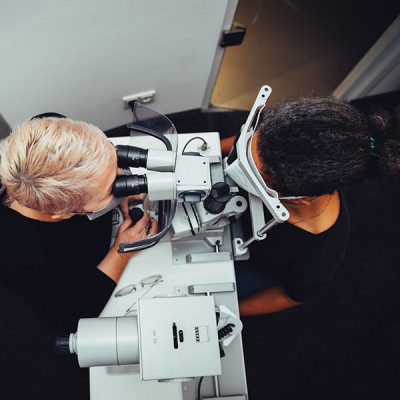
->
[236,192,350,302]
[0,204,115,333]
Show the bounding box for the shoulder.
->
[291,191,347,235]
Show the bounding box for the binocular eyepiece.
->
[113,174,148,198]
[113,145,149,198]
[115,145,148,169]
[112,145,176,200]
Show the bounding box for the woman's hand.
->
[97,206,157,283]
[112,210,157,260]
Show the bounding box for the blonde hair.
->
[0,117,115,214]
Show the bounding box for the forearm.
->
[239,284,303,316]
[220,136,236,157]
[97,247,133,283]
[98,209,156,283]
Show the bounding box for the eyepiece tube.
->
[113,175,148,198]
[146,149,175,172]
[116,145,148,168]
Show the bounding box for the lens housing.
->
[116,145,148,168]
[113,175,148,198]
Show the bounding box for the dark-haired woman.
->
[221,97,400,316]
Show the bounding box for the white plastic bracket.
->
[122,90,156,107]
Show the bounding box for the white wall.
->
[334,14,400,101]
[0,0,237,130]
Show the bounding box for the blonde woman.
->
[0,114,156,332]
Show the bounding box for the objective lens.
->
[113,175,148,198]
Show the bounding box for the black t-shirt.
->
[236,192,350,302]
[0,204,115,333]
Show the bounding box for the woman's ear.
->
[50,213,75,221]
[298,198,315,207]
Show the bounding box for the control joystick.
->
[129,207,144,226]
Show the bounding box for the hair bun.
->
[365,110,394,140]
[365,109,400,179]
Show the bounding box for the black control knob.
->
[129,207,144,225]
[204,182,232,214]
[55,334,71,355]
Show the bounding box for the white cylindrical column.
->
[76,317,139,368]
[146,149,175,172]
[116,316,140,365]
[146,172,176,201]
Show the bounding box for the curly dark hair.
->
[256,97,400,196]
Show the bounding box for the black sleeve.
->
[282,193,350,303]
[282,236,349,303]
[0,206,115,333]
[282,260,321,303]
[79,267,116,318]
[1,262,116,333]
